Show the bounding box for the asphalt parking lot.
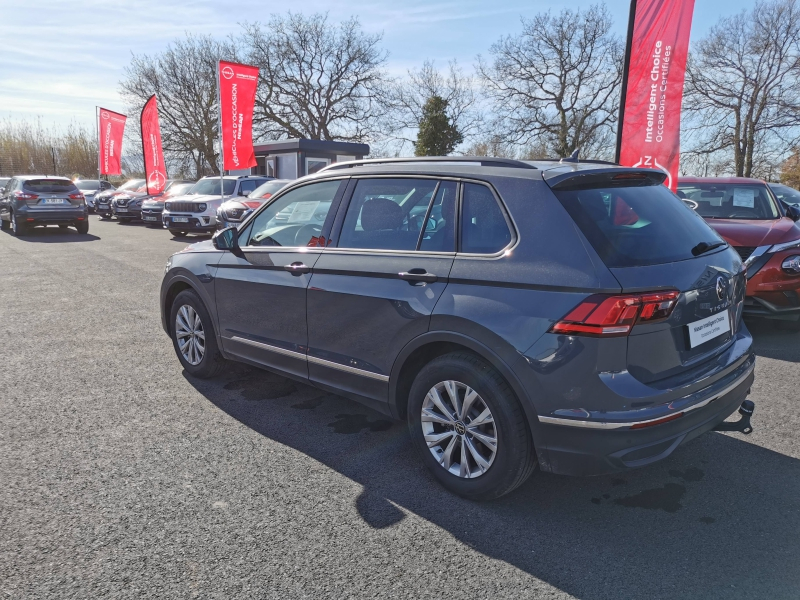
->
[2,217,800,599]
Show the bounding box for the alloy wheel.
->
[175,304,205,366]
[421,380,498,478]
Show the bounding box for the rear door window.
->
[460,183,513,254]
[23,179,78,193]
[553,183,724,268]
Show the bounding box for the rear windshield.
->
[677,182,779,220]
[76,180,100,190]
[553,183,724,268]
[23,179,77,193]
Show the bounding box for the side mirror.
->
[239,190,250,197]
[786,204,800,222]
[212,226,244,258]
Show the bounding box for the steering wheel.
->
[294,224,323,246]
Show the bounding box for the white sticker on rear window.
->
[733,188,755,208]
[288,201,320,223]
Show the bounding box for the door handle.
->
[284,262,310,276]
[398,269,438,284]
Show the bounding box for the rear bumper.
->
[537,354,755,476]
[19,208,87,224]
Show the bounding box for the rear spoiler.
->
[543,167,667,191]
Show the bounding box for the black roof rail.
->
[318,156,538,173]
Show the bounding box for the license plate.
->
[116,208,128,213]
[687,310,731,348]
[172,217,189,223]
[44,198,66,204]
[144,216,158,221]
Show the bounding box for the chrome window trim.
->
[538,362,754,430]
[743,245,771,268]
[229,336,389,382]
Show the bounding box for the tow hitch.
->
[713,400,755,435]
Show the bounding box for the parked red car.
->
[678,177,800,329]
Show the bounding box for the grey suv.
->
[160,157,755,499]
[0,176,89,235]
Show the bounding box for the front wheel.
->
[170,289,226,378]
[407,352,536,500]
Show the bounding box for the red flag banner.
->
[98,108,127,176]
[140,95,167,194]
[218,60,259,171]
[617,0,695,191]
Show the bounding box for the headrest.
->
[361,198,403,231]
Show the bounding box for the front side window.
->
[460,183,513,254]
[337,178,439,251]
[677,182,779,220]
[243,180,343,248]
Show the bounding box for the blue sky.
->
[0,0,754,130]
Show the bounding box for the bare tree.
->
[120,34,237,176]
[389,60,482,153]
[242,13,391,142]
[478,4,622,159]
[684,0,800,178]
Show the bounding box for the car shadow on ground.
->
[746,318,800,363]
[3,227,100,242]
[185,364,800,599]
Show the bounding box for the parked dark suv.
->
[0,176,89,235]
[160,157,755,499]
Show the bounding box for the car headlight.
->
[165,256,173,274]
[198,203,207,212]
[164,203,171,211]
[782,255,800,274]
[770,238,800,253]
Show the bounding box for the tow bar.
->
[713,400,755,435]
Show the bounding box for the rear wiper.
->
[692,241,727,256]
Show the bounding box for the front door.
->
[306,178,458,410]
[214,179,346,380]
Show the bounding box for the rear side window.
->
[553,183,724,268]
[460,183,512,254]
[23,179,77,193]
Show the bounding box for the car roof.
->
[200,175,270,181]
[678,176,767,185]
[16,175,72,181]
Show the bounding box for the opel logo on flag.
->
[716,276,726,301]
[221,66,234,80]
[149,171,166,189]
[101,111,110,120]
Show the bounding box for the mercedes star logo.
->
[716,276,726,301]
[221,65,234,80]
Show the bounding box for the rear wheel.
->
[407,352,536,500]
[170,289,226,378]
[0,217,8,231]
[75,220,89,235]
[11,212,27,236]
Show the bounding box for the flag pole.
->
[96,106,101,182]
[217,61,224,203]
[615,0,638,164]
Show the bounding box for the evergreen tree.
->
[414,96,463,156]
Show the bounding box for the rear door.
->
[306,177,457,409]
[551,178,746,384]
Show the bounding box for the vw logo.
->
[101,111,109,120]
[454,421,467,436]
[221,66,234,80]
[716,276,727,301]
[149,171,166,189]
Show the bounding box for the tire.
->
[407,352,536,501]
[0,217,8,231]
[169,289,226,378]
[169,230,187,237]
[11,212,27,236]
[75,220,89,235]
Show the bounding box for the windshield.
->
[677,182,779,220]
[188,178,236,196]
[250,180,290,199]
[118,179,145,192]
[553,183,725,268]
[164,183,194,198]
[770,184,800,206]
[76,180,100,191]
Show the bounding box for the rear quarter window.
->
[23,179,78,193]
[553,183,724,268]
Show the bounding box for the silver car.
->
[216,179,291,229]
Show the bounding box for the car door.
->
[213,178,347,380]
[306,177,458,411]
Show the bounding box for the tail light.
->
[550,290,680,337]
[13,190,38,201]
[68,192,85,200]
